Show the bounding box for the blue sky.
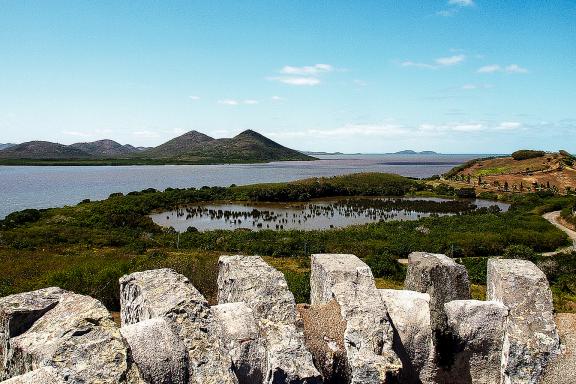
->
[0,0,575,153]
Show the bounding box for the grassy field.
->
[1,172,574,312]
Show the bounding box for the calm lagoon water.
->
[0,154,483,218]
[151,197,510,232]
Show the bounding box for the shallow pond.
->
[151,197,509,232]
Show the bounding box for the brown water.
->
[151,197,509,232]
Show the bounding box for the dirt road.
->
[542,211,576,255]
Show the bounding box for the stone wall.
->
[0,253,564,384]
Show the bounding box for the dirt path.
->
[542,211,576,256]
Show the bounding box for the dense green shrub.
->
[503,244,538,262]
[511,150,546,161]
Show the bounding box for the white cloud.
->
[401,61,436,69]
[461,83,492,90]
[401,54,466,70]
[271,96,284,101]
[62,130,92,138]
[218,99,240,106]
[271,76,321,86]
[497,121,522,130]
[505,64,529,74]
[448,0,474,6]
[218,99,259,105]
[280,64,333,75]
[477,64,529,74]
[188,95,200,100]
[271,63,336,86]
[435,54,466,66]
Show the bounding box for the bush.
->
[365,253,406,280]
[511,150,545,161]
[503,244,538,262]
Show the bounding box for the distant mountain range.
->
[0,143,15,151]
[0,130,314,164]
[392,150,438,155]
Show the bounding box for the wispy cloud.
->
[271,96,285,101]
[270,76,321,86]
[448,0,474,6]
[270,63,336,86]
[188,95,200,100]
[461,83,493,90]
[477,64,529,74]
[280,64,333,75]
[401,54,466,70]
[437,0,475,16]
[267,120,525,140]
[218,99,260,105]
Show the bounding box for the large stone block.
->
[0,367,63,384]
[217,256,322,384]
[310,254,374,305]
[0,287,64,377]
[212,302,266,384]
[120,268,237,384]
[1,289,134,383]
[218,255,296,324]
[404,252,471,333]
[380,289,435,384]
[444,300,508,384]
[487,259,560,384]
[332,282,402,384]
[120,318,188,384]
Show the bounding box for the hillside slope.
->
[445,151,576,194]
[141,130,215,159]
[70,139,140,157]
[142,129,314,162]
[0,141,92,159]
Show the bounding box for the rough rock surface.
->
[380,289,435,384]
[218,255,297,324]
[0,367,63,383]
[297,301,348,383]
[212,302,266,384]
[444,300,508,384]
[542,313,576,384]
[404,252,471,333]
[0,287,64,378]
[487,258,560,384]
[120,268,237,384]
[1,289,134,383]
[331,281,402,384]
[217,255,321,384]
[310,254,374,305]
[120,318,188,384]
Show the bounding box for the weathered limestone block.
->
[487,259,560,384]
[217,256,322,384]
[542,313,576,384]
[404,252,471,333]
[310,254,374,305]
[0,287,64,377]
[380,289,435,384]
[297,301,348,383]
[332,282,402,384]
[218,255,296,324]
[212,302,266,384]
[444,300,508,384]
[3,290,133,383]
[120,268,237,384]
[0,367,63,384]
[120,318,188,384]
